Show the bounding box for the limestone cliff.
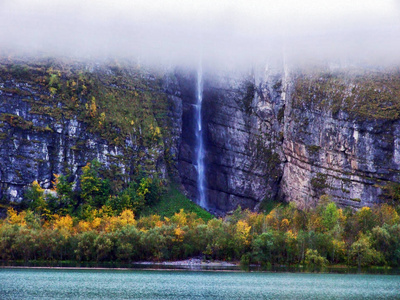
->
[0,58,181,202]
[177,68,284,213]
[281,69,400,208]
[1,57,400,212]
[177,66,400,211]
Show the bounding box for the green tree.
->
[115,225,141,262]
[24,181,48,215]
[252,231,274,265]
[109,178,152,214]
[54,174,76,213]
[321,202,339,232]
[304,249,328,270]
[350,233,383,268]
[372,224,400,267]
[356,207,376,233]
[75,231,98,261]
[140,227,167,261]
[94,232,114,261]
[80,160,110,208]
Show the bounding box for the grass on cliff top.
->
[140,185,214,222]
[0,57,175,177]
[293,69,400,121]
[0,58,171,148]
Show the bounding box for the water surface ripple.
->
[1,269,399,299]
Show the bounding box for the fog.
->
[0,0,399,69]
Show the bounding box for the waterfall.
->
[195,66,207,209]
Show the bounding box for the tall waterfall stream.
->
[195,67,207,209]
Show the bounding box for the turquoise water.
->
[1,268,399,299]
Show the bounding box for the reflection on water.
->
[1,261,399,275]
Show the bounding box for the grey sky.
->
[0,0,399,68]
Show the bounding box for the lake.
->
[1,268,399,299]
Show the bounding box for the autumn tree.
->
[350,233,383,268]
[304,249,328,270]
[53,174,75,213]
[80,160,111,208]
[24,181,48,216]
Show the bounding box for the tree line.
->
[1,194,400,270]
[20,159,165,219]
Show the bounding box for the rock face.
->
[282,114,400,208]
[0,60,180,202]
[1,58,400,212]
[281,70,400,208]
[177,66,400,211]
[177,68,284,213]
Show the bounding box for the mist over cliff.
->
[1,0,400,69]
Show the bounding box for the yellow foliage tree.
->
[265,209,280,230]
[171,209,187,227]
[137,214,163,230]
[235,220,252,246]
[119,209,136,227]
[52,215,74,232]
[375,204,400,226]
[7,208,26,226]
[90,96,97,117]
[174,227,185,242]
[281,218,290,231]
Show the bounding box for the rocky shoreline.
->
[0,259,240,271]
[135,258,238,267]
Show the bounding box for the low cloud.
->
[0,0,399,69]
